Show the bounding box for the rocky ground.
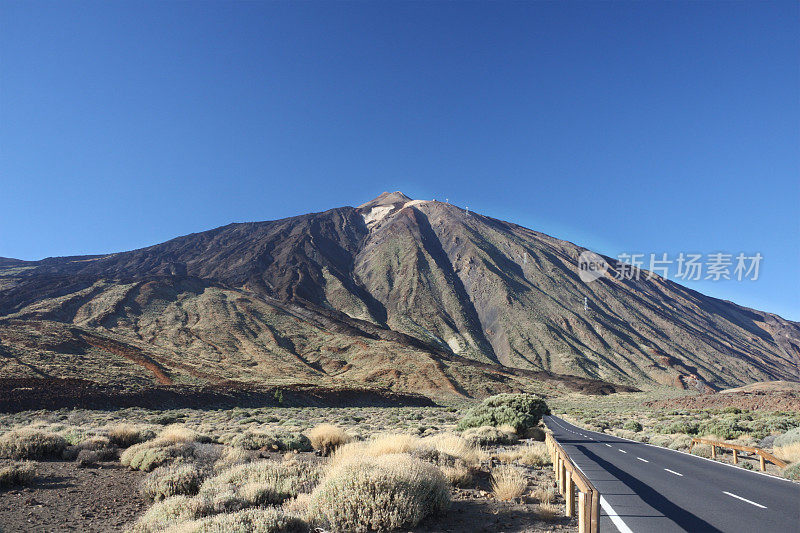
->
[0,460,147,532]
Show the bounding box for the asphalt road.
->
[544,415,800,533]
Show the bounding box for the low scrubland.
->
[0,393,567,531]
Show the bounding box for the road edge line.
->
[599,495,635,533]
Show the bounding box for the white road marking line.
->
[600,495,635,533]
[637,457,649,463]
[605,444,612,447]
[664,468,683,476]
[723,491,767,509]
[618,449,627,453]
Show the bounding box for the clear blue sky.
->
[2,1,798,320]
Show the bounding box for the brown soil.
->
[0,378,436,413]
[647,391,800,411]
[0,460,148,532]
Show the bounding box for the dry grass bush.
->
[75,435,118,462]
[159,425,199,444]
[121,441,197,472]
[490,465,527,500]
[307,453,450,532]
[213,447,252,472]
[141,462,204,501]
[162,507,307,533]
[282,493,311,515]
[0,429,67,460]
[306,424,351,456]
[0,461,36,487]
[423,434,482,467]
[440,464,472,487]
[537,502,560,520]
[78,435,113,450]
[331,433,481,472]
[647,434,674,448]
[132,495,218,532]
[108,424,154,448]
[462,425,518,446]
[774,441,800,464]
[132,489,262,533]
[690,434,724,459]
[532,486,555,504]
[365,433,419,455]
[690,444,712,458]
[496,443,550,467]
[200,459,322,504]
[667,434,693,451]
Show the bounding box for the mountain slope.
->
[1,192,798,396]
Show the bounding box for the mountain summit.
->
[1,193,798,398]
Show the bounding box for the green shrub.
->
[774,427,800,448]
[162,507,305,533]
[783,463,800,481]
[664,420,700,435]
[307,453,449,531]
[0,461,36,487]
[229,431,280,451]
[457,393,549,433]
[623,421,643,432]
[280,433,312,452]
[0,429,67,460]
[140,462,204,501]
[700,418,747,440]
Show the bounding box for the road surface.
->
[544,415,800,532]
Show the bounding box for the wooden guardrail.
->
[545,432,600,533]
[690,438,787,471]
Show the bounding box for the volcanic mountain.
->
[1,192,798,400]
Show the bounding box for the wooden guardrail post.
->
[544,428,600,533]
[691,437,786,470]
[577,491,588,533]
[565,475,575,517]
